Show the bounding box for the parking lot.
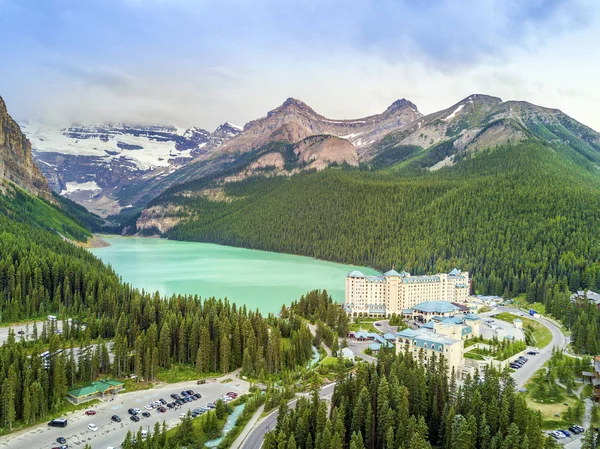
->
[0,378,249,449]
[547,426,586,446]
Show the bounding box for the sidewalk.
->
[230,404,265,449]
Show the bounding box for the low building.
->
[404,300,461,321]
[396,328,464,376]
[423,314,481,340]
[571,290,600,308]
[67,379,124,404]
[583,356,600,402]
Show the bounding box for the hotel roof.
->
[413,300,459,314]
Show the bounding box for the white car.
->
[88,423,98,432]
[133,408,142,414]
[144,404,153,410]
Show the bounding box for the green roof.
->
[68,379,124,398]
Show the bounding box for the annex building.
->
[395,314,481,377]
[344,268,470,317]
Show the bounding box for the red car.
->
[157,407,167,413]
[84,410,96,416]
[226,392,237,398]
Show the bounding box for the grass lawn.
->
[464,351,485,361]
[320,356,339,368]
[122,377,155,392]
[495,312,553,348]
[349,318,381,333]
[524,370,582,429]
[157,363,222,383]
[592,404,600,427]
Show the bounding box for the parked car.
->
[187,390,194,396]
[170,393,179,400]
[130,415,140,422]
[194,393,202,399]
[207,403,216,409]
[48,419,68,428]
[142,411,151,418]
[133,408,141,414]
[159,398,167,405]
[128,408,137,415]
[111,415,121,422]
[561,429,571,437]
[181,391,189,397]
[157,406,167,413]
[144,404,153,410]
[167,403,175,409]
[84,410,96,416]
[57,437,67,444]
[87,423,98,432]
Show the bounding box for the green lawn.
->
[349,318,381,333]
[157,363,222,383]
[509,295,547,315]
[495,312,553,348]
[464,351,485,361]
[524,369,582,429]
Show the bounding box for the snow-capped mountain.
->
[21,121,241,216]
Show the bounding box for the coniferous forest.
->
[152,141,600,353]
[263,350,556,449]
[0,188,314,430]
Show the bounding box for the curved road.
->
[239,383,336,449]
[241,308,568,447]
[489,307,568,387]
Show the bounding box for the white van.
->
[141,429,148,439]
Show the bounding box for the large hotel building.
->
[344,268,470,317]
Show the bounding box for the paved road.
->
[0,378,248,449]
[239,383,336,449]
[0,320,63,345]
[491,307,568,387]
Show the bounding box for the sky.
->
[1,0,599,131]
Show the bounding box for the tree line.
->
[263,348,559,449]
[0,207,315,431]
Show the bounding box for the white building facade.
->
[345,268,470,317]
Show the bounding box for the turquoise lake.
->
[91,237,378,315]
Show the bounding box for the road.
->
[0,378,248,449]
[493,307,568,388]
[239,383,336,449]
[0,320,63,345]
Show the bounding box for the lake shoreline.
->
[90,236,378,314]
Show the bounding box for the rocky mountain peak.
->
[460,94,503,106]
[384,98,419,115]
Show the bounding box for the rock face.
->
[24,121,241,216]
[208,97,422,160]
[0,96,53,201]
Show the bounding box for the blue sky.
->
[1,0,599,131]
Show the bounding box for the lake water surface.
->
[91,237,377,314]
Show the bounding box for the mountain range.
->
[22,121,241,217]
[129,93,600,233]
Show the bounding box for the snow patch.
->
[338,131,364,139]
[60,181,101,195]
[443,104,465,121]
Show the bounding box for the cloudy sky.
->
[1,0,599,131]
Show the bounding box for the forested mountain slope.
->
[148,141,600,297]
